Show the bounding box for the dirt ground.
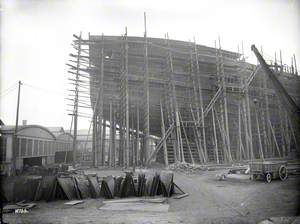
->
[3,168,300,224]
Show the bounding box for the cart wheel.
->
[265,173,272,183]
[279,165,288,181]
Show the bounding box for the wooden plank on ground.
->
[173,193,189,199]
[103,197,167,204]
[99,202,169,212]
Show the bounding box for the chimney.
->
[22,120,27,126]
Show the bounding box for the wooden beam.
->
[160,101,169,166]
[212,107,219,164]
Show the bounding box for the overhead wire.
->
[22,82,66,96]
[0,82,18,97]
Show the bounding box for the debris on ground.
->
[64,200,84,205]
[227,165,249,174]
[216,173,227,181]
[215,165,250,181]
[169,162,206,174]
[169,162,250,175]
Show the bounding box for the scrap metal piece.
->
[57,177,80,200]
[159,171,174,197]
[100,175,115,199]
[87,175,101,198]
[74,175,91,199]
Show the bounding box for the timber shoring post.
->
[294,54,298,75]
[260,73,269,158]
[97,34,105,166]
[179,112,194,164]
[160,100,169,166]
[237,102,242,161]
[278,98,286,157]
[194,38,208,162]
[215,40,228,163]
[212,106,219,164]
[188,41,200,129]
[143,12,150,165]
[215,106,231,163]
[190,105,205,163]
[165,33,180,162]
[72,32,82,167]
[102,120,106,166]
[268,118,282,157]
[112,109,116,167]
[287,116,300,153]
[131,106,135,168]
[244,78,254,160]
[254,101,264,160]
[125,40,129,168]
[218,37,232,163]
[119,124,124,167]
[109,101,113,167]
[284,110,291,154]
[242,100,250,160]
[168,34,182,162]
[136,103,140,165]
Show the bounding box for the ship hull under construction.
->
[69,34,300,167]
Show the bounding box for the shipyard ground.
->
[3,169,300,224]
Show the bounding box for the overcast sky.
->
[1,0,299,130]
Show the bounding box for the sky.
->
[0,0,299,130]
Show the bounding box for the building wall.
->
[0,125,57,174]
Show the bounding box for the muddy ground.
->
[3,168,300,224]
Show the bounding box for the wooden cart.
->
[249,161,288,183]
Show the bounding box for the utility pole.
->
[12,80,22,174]
[15,81,22,133]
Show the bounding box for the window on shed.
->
[21,138,26,156]
[34,140,38,155]
[44,141,49,155]
[38,140,43,155]
[15,138,20,157]
[47,141,50,155]
[48,141,52,155]
[27,139,33,156]
[0,137,7,161]
[43,141,46,155]
[49,142,53,155]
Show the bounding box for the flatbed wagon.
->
[249,161,288,183]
